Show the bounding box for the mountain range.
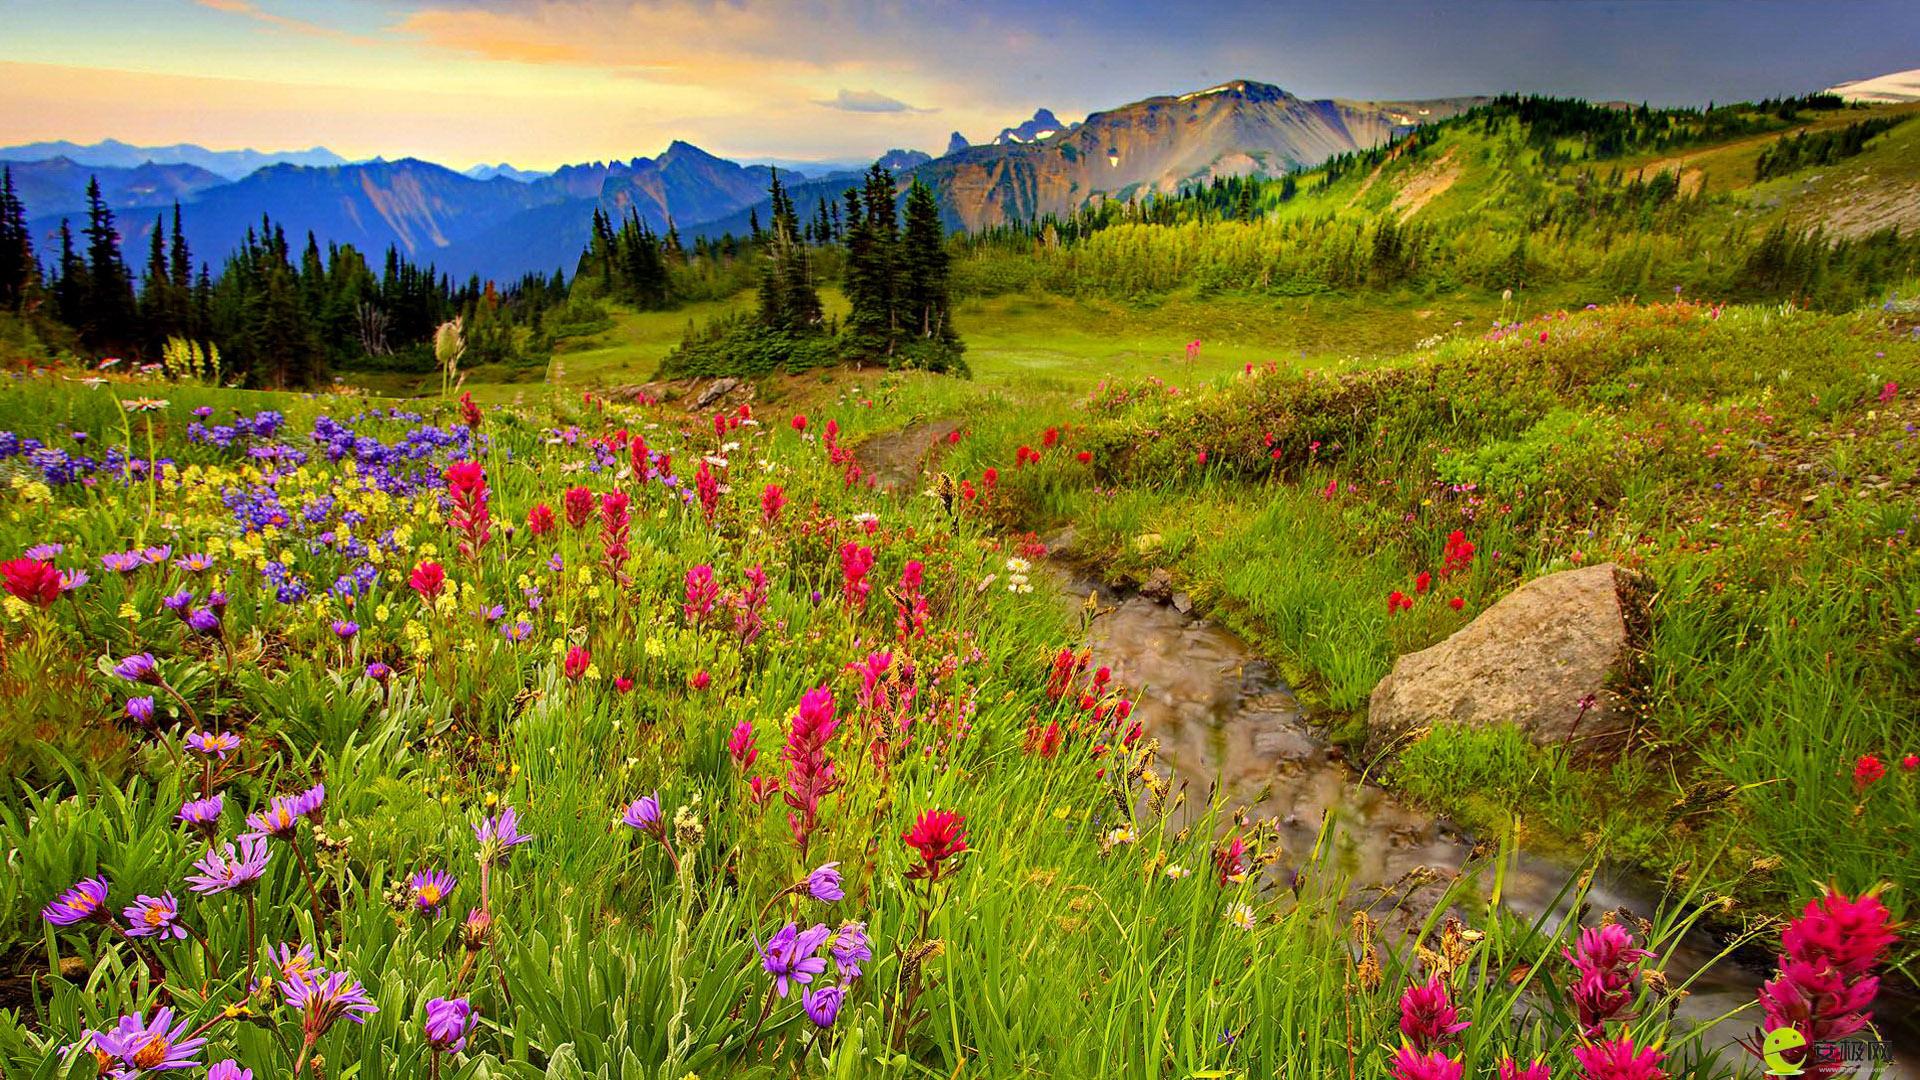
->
[5,81,1482,280]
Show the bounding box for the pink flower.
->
[1571,1037,1665,1080]
[563,646,590,682]
[1499,1059,1552,1080]
[1852,754,1886,791]
[1564,922,1651,1035]
[1398,976,1469,1050]
[1390,1045,1463,1080]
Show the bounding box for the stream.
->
[857,422,1916,1074]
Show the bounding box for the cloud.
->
[814,88,929,113]
[194,0,385,47]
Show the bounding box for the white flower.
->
[1005,557,1031,574]
[1226,903,1257,931]
[1165,864,1191,880]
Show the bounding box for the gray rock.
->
[1366,563,1642,760]
[693,377,741,409]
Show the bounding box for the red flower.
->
[1387,590,1414,614]
[527,503,555,535]
[761,483,787,524]
[1213,833,1247,885]
[1196,450,1208,465]
[629,435,650,477]
[791,414,807,433]
[563,645,590,682]
[1414,570,1432,595]
[1075,451,1092,464]
[691,670,711,691]
[563,486,594,528]
[1853,755,1886,791]
[1042,427,1060,448]
[1441,531,1475,576]
[613,676,635,693]
[408,561,446,602]
[2,558,63,607]
[902,809,968,882]
[983,467,999,489]
[1901,754,1918,771]
[459,391,482,430]
[1447,597,1465,611]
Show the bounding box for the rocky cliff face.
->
[920,81,1484,229]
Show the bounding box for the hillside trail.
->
[856,420,1919,1075]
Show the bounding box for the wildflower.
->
[178,793,224,831]
[1448,597,1465,611]
[1565,922,1650,1035]
[122,893,187,940]
[459,391,482,430]
[759,921,832,997]
[330,619,359,640]
[1498,1060,1552,1080]
[1414,570,1432,594]
[424,996,475,1054]
[246,784,324,839]
[42,876,111,927]
[1226,902,1258,931]
[186,835,271,894]
[409,560,446,602]
[761,483,788,524]
[114,652,162,685]
[839,541,874,608]
[283,968,379,1037]
[1388,590,1414,614]
[1571,1037,1665,1080]
[806,862,844,901]
[902,808,968,883]
[791,414,807,432]
[563,645,591,682]
[1903,754,1918,771]
[600,491,631,569]
[1,557,62,606]
[461,907,494,951]
[728,720,758,769]
[208,1061,254,1080]
[1390,1046,1464,1080]
[831,920,871,978]
[444,460,492,556]
[411,869,457,917]
[1757,888,1896,1074]
[1213,834,1247,886]
[84,1007,207,1075]
[783,687,841,852]
[475,806,532,864]
[269,941,320,981]
[1852,754,1886,791]
[1398,975,1469,1050]
[1442,530,1476,576]
[527,503,556,535]
[126,696,156,727]
[563,486,594,528]
[187,607,221,635]
[1076,450,1092,464]
[620,793,664,837]
[684,564,719,625]
[695,459,721,522]
[366,661,393,682]
[802,983,845,1027]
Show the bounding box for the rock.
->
[1139,568,1176,602]
[1366,563,1643,760]
[693,377,742,409]
[1171,592,1194,614]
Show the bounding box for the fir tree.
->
[0,166,34,310]
[81,176,137,352]
[755,170,822,334]
[53,219,88,330]
[899,178,958,350]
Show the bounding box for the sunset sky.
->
[2,0,1915,170]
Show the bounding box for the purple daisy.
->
[185,731,240,760]
[802,983,845,1028]
[831,920,871,980]
[173,553,216,573]
[186,835,271,894]
[619,793,662,837]
[410,869,457,917]
[474,806,531,863]
[113,653,161,685]
[208,1061,254,1080]
[42,876,110,927]
[84,1007,207,1074]
[330,619,359,639]
[281,969,379,1035]
[178,793,224,831]
[424,996,475,1054]
[759,921,833,998]
[269,941,321,980]
[126,696,156,727]
[122,893,188,940]
[24,542,63,560]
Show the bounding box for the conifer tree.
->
[756,170,822,334]
[0,166,33,310]
[81,176,137,351]
[899,178,957,350]
[54,219,88,330]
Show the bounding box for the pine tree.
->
[839,187,890,357]
[899,178,958,350]
[139,215,174,349]
[53,219,88,329]
[0,165,34,310]
[81,177,137,352]
[860,165,900,344]
[755,170,821,334]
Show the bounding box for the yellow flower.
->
[3,596,31,621]
[375,604,391,623]
[644,636,665,658]
[119,603,141,623]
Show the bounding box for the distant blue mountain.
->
[2,158,227,218]
[0,139,347,180]
[463,163,550,183]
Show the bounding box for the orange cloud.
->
[193,0,386,47]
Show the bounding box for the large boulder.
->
[1365,563,1645,760]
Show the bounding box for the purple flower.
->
[186,835,271,894]
[759,921,832,998]
[174,553,216,573]
[499,619,533,642]
[411,869,457,916]
[102,551,145,573]
[619,793,662,837]
[424,996,475,1054]
[366,661,393,682]
[269,941,321,980]
[246,793,312,839]
[331,619,359,639]
[126,696,156,727]
[831,920,871,980]
[208,1060,253,1080]
[24,542,63,560]
[59,569,88,592]
[178,793,224,829]
[187,608,221,635]
[802,982,845,1028]
[141,545,172,565]
[123,893,187,940]
[282,969,379,1035]
[185,730,240,760]
[114,653,161,685]
[162,588,193,615]
[41,876,110,926]
[475,806,532,863]
[82,1007,207,1074]
[806,862,844,902]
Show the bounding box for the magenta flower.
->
[759,921,833,998]
[1757,888,1897,1076]
[126,696,155,726]
[1398,975,1469,1050]
[1571,1036,1666,1080]
[1565,922,1651,1035]
[41,876,110,927]
[82,1007,207,1075]
[1389,1046,1463,1080]
[806,862,844,902]
[802,983,845,1028]
[1499,1059,1552,1080]
[411,869,457,917]
[208,1060,253,1080]
[475,806,532,864]
[269,941,321,980]
[245,794,310,839]
[186,834,271,894]
[424,996,475,1054]
[185,730,240,760]
[122,893,187,940]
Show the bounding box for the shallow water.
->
[1057,567,1918,1075]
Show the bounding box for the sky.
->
[0,0,1914,170]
